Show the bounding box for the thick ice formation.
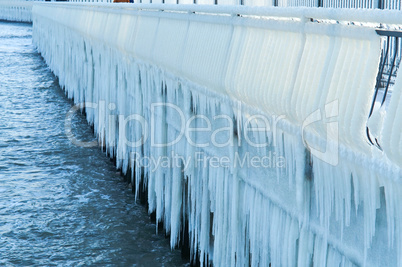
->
[33,3,402,266]
[0,0,32,22]
[47,0,402,9]
[382,73,402,167]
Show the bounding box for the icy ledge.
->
[33,3,402,267]
[0,0,32,23]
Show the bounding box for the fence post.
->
[378,0,383,9]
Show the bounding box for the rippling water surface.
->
[0,21,186,266]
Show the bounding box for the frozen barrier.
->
[0,0,33,22]
[33,3,402,266]
[68,0,402,9]
[382,72,402,168]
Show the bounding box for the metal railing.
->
[67,0,402,9]
[278,0,401,9]
[367,30,402,149]
[37,1,402,149]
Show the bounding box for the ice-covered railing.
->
[276,0,401,9]
[367,30,402,149]
[0,0,33,22]
[69,0,401,10]
[40,2,402,24]
[32,3,402,266]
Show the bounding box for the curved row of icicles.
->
[33,4,402,266]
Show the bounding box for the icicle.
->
[33,8,401,267]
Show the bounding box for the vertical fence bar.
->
[382,37,399,105]
[367,31,402,147]
[369,36,390,117]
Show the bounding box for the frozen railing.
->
[32,2,402,266]
[68,0,402,10]
[65,0,402,135]
[367,30,402,149]
[43,0,402,160]
[0,0,33,22]
[278,0,402,9]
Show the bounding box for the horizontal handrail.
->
[376,29,402,37]
[35,2,402,26]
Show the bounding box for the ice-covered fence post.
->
[377,0,383,9]
[367,30,402,147]
[382,37,399,104]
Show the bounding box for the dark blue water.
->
[0,21,186,266]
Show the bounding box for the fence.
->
[0,0,33,22]
[67,0,401,9]
[278,0,401,9]
[367,30,402,148]
[62,0,402,148]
